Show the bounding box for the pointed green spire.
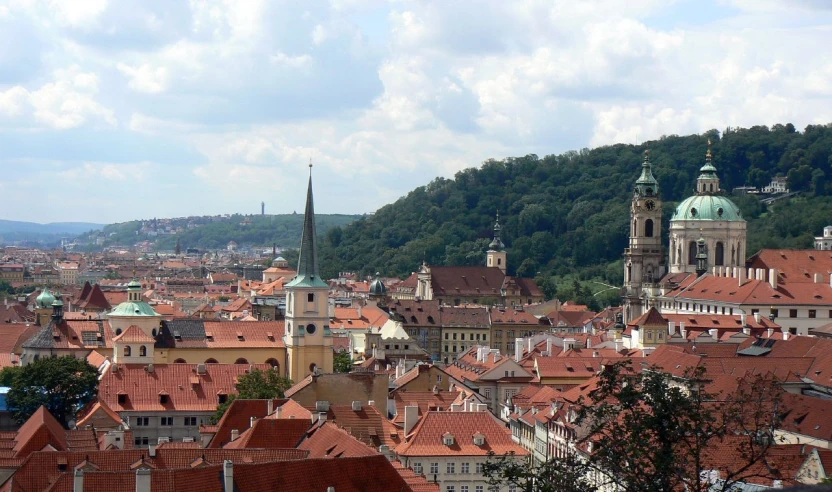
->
[287,163,328,288]
[635,149,658,196]
[488,212,505,251]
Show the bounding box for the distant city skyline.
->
[1,0,832,223]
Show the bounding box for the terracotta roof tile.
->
[223,418,310,449]
[396,411,528,457]
[298,422,378,458]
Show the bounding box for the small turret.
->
[486,213,507,274]
[51,296,64,324]
[634,149,658,197]
[696,139,720,195]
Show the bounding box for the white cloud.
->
[47,0,109,28]
[0,66,116,129]
[117,62,170,93]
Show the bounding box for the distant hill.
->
[315,123,832,307]
[0,220,103,235]
[83,214,362,251]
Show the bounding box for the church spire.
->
[635,149,658,196]
[287,162,328,288]
[488,212,505,251]
[696,139,720,195]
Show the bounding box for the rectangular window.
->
[134,436,149,446]
[446,487,455,492]
[135,417,150,426]
[789,327,797,335]
[647,331,652,340]
[509,485,517,492]
[482,334,486,341]
[160,417,173,426]
[460,333,465,341]
[790,309,798,318]
[461,486,469,492]
[476,463,484,474]
[453,333,457,340]
[437,375,442,383]
[413,463,423,475]
[444,345,449,353]
[809,310,816,319]
[483,388,491,398]
[307,293,314,302]
[430,463,439,474]
[447,462,455,474]
[453,346,457,353]
[445,333,449,340]
[476,487,484,492]
[184,416,198,426]
[461,462,470,474]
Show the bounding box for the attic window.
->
[159,393,169,404]
[237,332,245,342]
[267,332,275,342]
[206,332,214,342]
[117,394,127,405]
[218,394,228,404]
[473,433,485,446]
[174,331,182,341]
[442,433,455,446]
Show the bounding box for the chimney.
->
[197,364,206,375]
[267,399,274,416]
[368,400,375,407]
[768,268,778,289]
[351,401,362,411]
[767,328,774,338]
[315,401,330,412]
[783,331,790,341]
[546,338,553,355]
[527,338,533,353]
[74,469,84,492]
[404,405,419,435]
[223,460,234,492]
[753,312,760,324]
[614,340,623,352]
[814,273,823,284]
[681,327,687,340]
[709,329,718,341]
[135,468,151,492]
[230,429,239,441]
[738,268,745,285]
[317,412,327,423]
[593,351,600,358]
[275,405,283,419]
[514,338,523,362]
[742,327,751,335]
[740,313,747,327]
[250,416,256,429]
[146,363,153,373]
[667,321,675,336]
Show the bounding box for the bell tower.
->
[284,163,333,380]
[486,213,507,274]
[623,150,665,322]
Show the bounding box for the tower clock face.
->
[646,200,656,210]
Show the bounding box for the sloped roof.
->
[396,411,528,457]
[428,266,505,298]
[298,422,378,458]
[208,399,287,448]
[223,418,310,449]
[327,404,401,449]
[99,363,272,412]
[112,325,154,344]
[747,249,832,284]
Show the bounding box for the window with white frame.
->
[475,487,483,492]
[461,462,470,474]
[447,462,455,474]
[184,416,198,426]
[430,463,439,474]
[413,463,423,475]
[446,486,455,492]
[135,417,149,426]
[461,486,469,492]
[475,463,484,474]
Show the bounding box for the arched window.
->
[115,328,123,336]
[173,358,186,363]
[205,358,218,364]
[645,219,654,238]
[151,328,157,337]
[715,242,724,266]
[235,358,248,364]
[139,346,147,357]
[266,358,279,369]
[688,241,697,265]
[124,346,131,357]
[633,218,638,236]
[709,183,713,192]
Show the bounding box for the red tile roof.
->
[666,275,832,306]
[208,399,287,448]
[327,404,401,449]
[99,363,272,412]
[223,418,310,449]
[298,422,379,458]
[747,249,832,283]
[396,411,528,457]
[391,390,462,424]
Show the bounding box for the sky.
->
[1,0,832,224]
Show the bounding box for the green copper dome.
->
[672,195,744,222]
[36,288,55,308]
[127,279,142,290]
[109,301,159,317]
[369,274,386,296]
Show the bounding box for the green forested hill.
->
[318,123,832,304]
[88,214,361,251]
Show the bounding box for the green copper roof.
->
[36,288,55,308]
[127,279,142,290]
[109,301,160,317]
[369,274,387,296]
[672,195,744,222]
[634,151,658,196]
[286,168,328,289]
[488,214,505,251]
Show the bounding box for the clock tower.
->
[623,150,665,322]
[284,163,333,380]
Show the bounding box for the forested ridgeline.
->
[318,124,832,299]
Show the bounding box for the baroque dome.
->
[672,195,744,222]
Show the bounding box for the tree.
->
[483,362,788,492]
[333,352,353,373]
[211,368,292,423]
[7,356,99,427]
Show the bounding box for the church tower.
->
[623,150,665,322]
[486,213,507,274]
[284,164,333,380]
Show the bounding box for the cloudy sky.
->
[1,0,831,224]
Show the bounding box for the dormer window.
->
[442,432,454,446]
[117,393,127,405]
[473,433,485,446]
[237,332,244,342]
